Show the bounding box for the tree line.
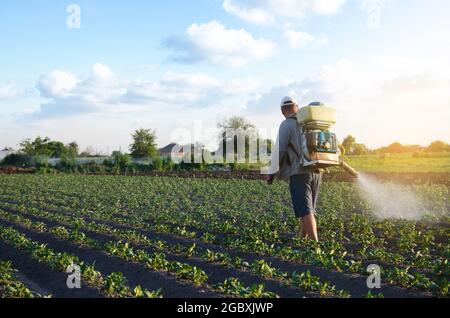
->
[341,135,449,155]
[3,117,449,161]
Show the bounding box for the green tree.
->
[151,156,163,172]
[381,142,405,153]
[20,137,71,158]
[59,142,79,171]
[342,135,356,155]
[129,129,158,158]
[218,116,256,132]
[20,137,51,156]
[217,117,257,163]
[425,140,449,153]
[67,142,79,157]
[352,143,369,155]
[46,141,66,158]
[112,151,131,171]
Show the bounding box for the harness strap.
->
[287,117,301,159]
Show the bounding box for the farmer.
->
[266,96,322,241]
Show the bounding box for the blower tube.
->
[340,159,359,179]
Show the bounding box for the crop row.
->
[1,205,349,297]
[0,224,163,298]
[0,179,446,275]
[0,261,46,298]
[0,175,448,297]
[0,197,446,296]
[0,208,280,298]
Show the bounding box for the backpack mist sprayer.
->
[298,102,359,178]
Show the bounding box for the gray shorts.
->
[289,172,322,218]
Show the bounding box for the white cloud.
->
[37,64,127,106]
[222,0,275,25]
[31,64,262,118]
[222,0,347,24]
[223,0,392,31]
[284,30,328,48]
[161,71,222,89]
[92,63,114,79]
[37,70,78,98]
[158,71,262,96]
[164,21,276,67]
[269,0,346,17]
[124,79,204,105]
[12,65,264,151]
[310,0,348,15]
[247,58,450,147]
[125,71,261,105]
[0,81,23,100]
[223,78,263,94]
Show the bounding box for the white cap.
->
[280,96,298,108]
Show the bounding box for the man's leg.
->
[299,213,318,241]
[290,173,320,242]
[306,171,322,241]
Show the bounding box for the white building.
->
[158,143,186,159]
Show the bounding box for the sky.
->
[1,0,449,153]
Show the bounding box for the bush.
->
[128,163,152,174]
[36,166,56,174]
[150,157,177,172]
[58,153,77,172]
[34,155,50,169]
[78,162,106,174]
[425,140,449,153]
[103,158,115,168]
[151,156,163,171]
[1,154,34,167]
[112,151,131,173]
[162,157,175,171]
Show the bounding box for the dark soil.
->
[0,218,221,298]
[0,241,102,298]
[1,206,431,298]
[96,218,431,298]
[0,166,36,174]
[0,211,316,298]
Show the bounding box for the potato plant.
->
[0,261,46,298]
[0,174,448,298]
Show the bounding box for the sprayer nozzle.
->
[340,160,359,179]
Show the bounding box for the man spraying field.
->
[266,96,323,241]
[266,96,359,242]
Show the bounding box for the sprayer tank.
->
[298,102,337,130]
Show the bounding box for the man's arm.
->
[277,121,291,167]
[267,121,291,184]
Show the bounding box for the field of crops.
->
[0,174,448,298]
[345,153,450,173]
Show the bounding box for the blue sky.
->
[1,0,449,153]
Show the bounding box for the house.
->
[158,143,185,159]
[0,147,15,162]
